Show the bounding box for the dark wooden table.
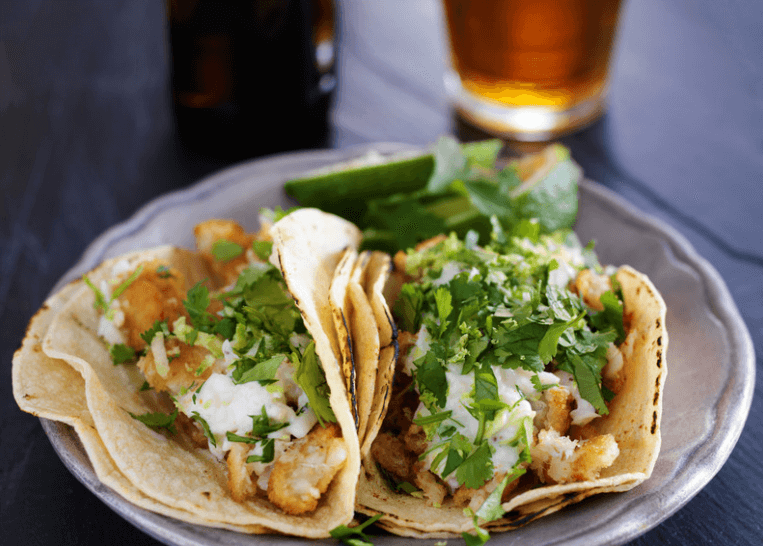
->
[2,1,761,544]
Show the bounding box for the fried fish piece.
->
[267,423,347,514]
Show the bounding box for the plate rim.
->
[41,143,755,546]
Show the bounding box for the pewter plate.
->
[42,143,755,546]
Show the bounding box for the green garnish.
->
[245,438,276,464]
[233,354,285,385]
[129,409,178,434]
[396,224,620,490]
[110,343,136,365]
[250,406,289,437]
[252,240,273,261]
[83,264,144,318]
[156,265,173,278]
[462,507,491,546]
[211,239,244,261]
[183,282,216,332]
[329,514,382,546]
[292,341,336,425]
[140,319,170,346]
[190,411,216,447]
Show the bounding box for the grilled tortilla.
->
[13,210,363,538]
[354,232,668,537]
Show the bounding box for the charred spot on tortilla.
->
[340,308,359,429]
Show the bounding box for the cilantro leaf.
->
[140,320,170,346]
[456,442,493,489]
[565,353,609,415]
[156,265,173,278]
[190,411,217,447]
[233,354,285,384]
[330,514,382,546]
[394,283,424,333]
[129,409,178,434]
[292,342,335,425]
[415,351,448,409]
[462,508,491,546]
[538,311,585,364]
[183,282,216,332]
[211,240,243,261]
[250,406,290,436]
[252,240,273,261]
[589,290,626,344]
[475,466,526,523]
[434,286,453,334]
[110,343,136,365]
[246,438,276,463]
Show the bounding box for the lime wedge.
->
[284,151,435,226]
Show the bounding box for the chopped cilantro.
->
[156,265,173,278]
[129,409,178,434]
[292,342,335,425]
[252,240,273,261]
[233,354,285,385]
[183,282,216,332]
[413,410,452,427]
[82,276,109,314]
[110,343,136,365]
[462,508,491,546]
[190,411,217,447]
[111,265,144,300]
[455,442,493,489]
[589,290,626,343]
[246,438,276,464]
[211,240,243,262]
[475,467,525,522]
[83,265,143,318]
[415,351,448,409]
[530,374,556,392]
[140,320,170,346]
[538,310,586,364]
[248,406,289,437]
[329,514,382,546]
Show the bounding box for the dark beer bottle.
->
[168,0,336,160]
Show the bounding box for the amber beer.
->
[168,0,336,160]
[442,0,622,140]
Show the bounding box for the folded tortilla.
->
[354,248,668,536]
[13,210,364,538]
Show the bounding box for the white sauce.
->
[176,372,317,460]
[403,325,431,375]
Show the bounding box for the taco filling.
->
[85,218,346,515]
[371,225,637,516]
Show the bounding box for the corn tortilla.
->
[18,219,363,537]
[355,264,668,536]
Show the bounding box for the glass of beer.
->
[442,0,623,141]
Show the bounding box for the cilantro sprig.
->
[330,515,382,546]
[83,264,144,319]
[129,408,178,434]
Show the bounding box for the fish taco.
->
[354,224,668,538]
[14,209,364,537]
